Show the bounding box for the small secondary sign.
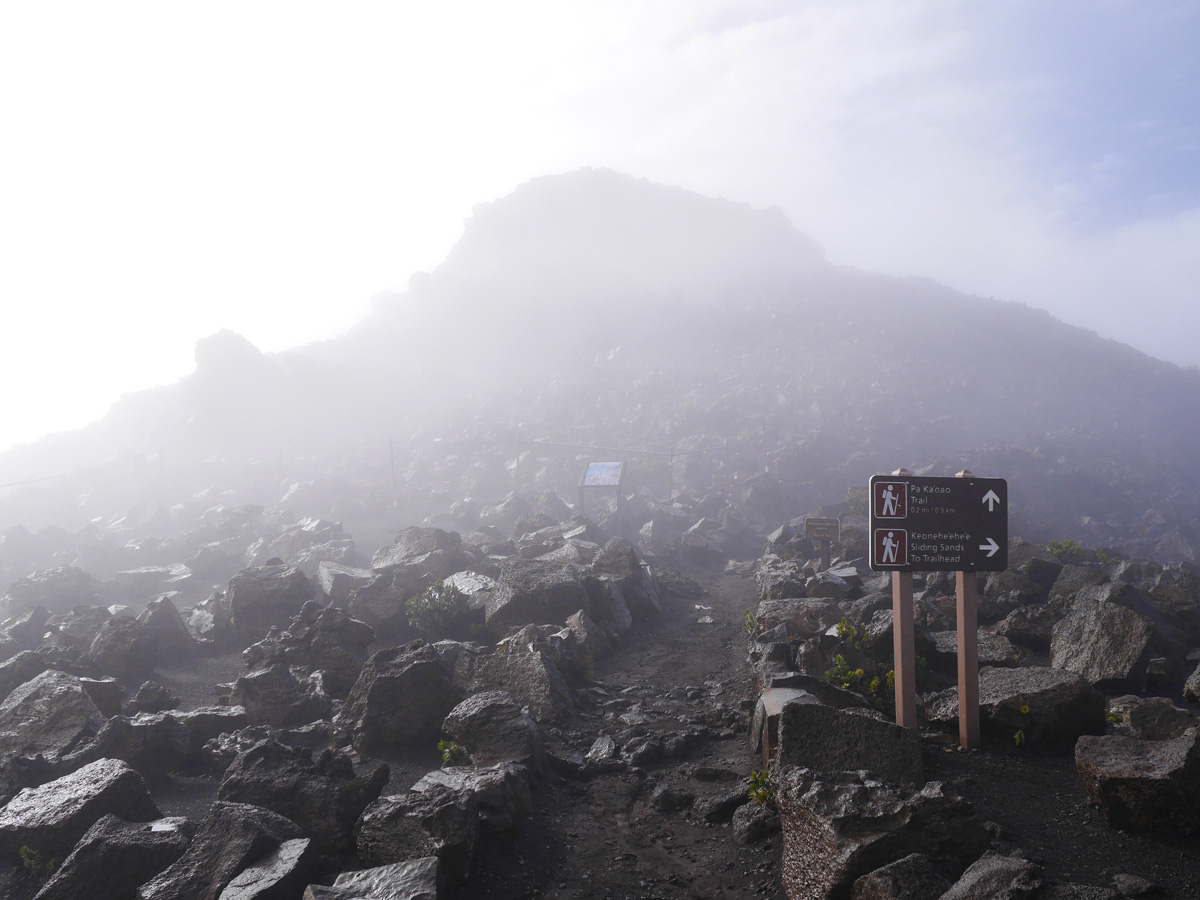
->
[804,517,841,543]
[868,474,1008,572]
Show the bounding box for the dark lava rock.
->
[218,737,388,855]
[0,758,161,859]
[33,813,192,900]
[138,800,306,900]
[334,642,460,752]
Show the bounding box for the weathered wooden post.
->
[888,468,917,728]
[955,469,981,750]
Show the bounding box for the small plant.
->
[1106,710,1122,725]
[834,617,865,650]
[825,654,866,692]
[743,608,755,636]
[1020,705,1030,716]
[405,580,470,640]
[19,845,58,882]
[1013,729,1026,747]
[749,770,775,808]
[438,740,468,766]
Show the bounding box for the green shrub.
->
[749,770,775,808]
[438,740,468,766]
[19,846,58,882]
[405,581,470,640]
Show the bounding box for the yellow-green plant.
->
[749,770,775,808]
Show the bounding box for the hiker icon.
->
[874,528,907,566]
[884,532,901,563]
[874,481,906,518]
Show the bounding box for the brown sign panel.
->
[804,516,841,542]
[868,474,1008,572]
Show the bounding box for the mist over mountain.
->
[2,168,1199,558]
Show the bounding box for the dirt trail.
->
[452,570,786,900]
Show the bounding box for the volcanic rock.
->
[218,738,388,856]
[138,801,306,900]
[0,758,160,859]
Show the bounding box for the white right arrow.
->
[979,537,999,557]
[982,489,1000,511]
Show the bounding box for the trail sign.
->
[804,517,840,543]
[868,474,1008,572]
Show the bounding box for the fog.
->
[1,2,1199,455]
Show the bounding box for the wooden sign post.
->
[868,467,1007,749]
[804,516,841,572]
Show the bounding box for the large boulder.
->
[775,702,923,789]
[938,851,1045,899]
[0,669,107,780]
[221,565,315,641]
[33,813,193,900]
[752,598,842,642]
[412,762,532,833]
[441,690,543,769]
[138,801,306,900]
[775,767,989,900]
[135,596,199,661]
[84,617,159,679]
[243,602,376,697]
[354,784,478,884]
[92,713,193,778]
[218,738,388,855]
[924,666,1106,746]
[452,650,576,724]
[0,758,160,860]
[317,562,376,605]
[849,852,951,900]
[484,560,589,635]
[1,568,100,617]
[1050,600,1154,689]
[589,539,660,623]
[1075,729,1200,832]
[229,664,333,729]
[371,527,470,596]
[333,643,460,752]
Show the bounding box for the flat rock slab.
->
[924,666,1105,745]
[1076,729,1200,832]
[776,766,988,900]
[0,758,160,859]
[34,813,192,900]
[139,801,306,900]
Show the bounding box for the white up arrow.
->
[979,537,1000,557]
[982,489,1000,511]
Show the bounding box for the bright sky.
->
[2,1,1198,453]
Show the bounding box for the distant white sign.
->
[582,461,624,487]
